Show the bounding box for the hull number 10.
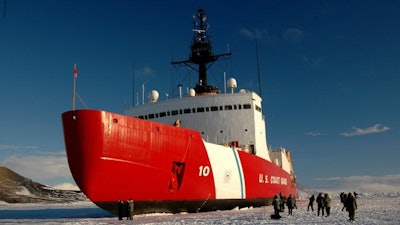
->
[199,166,210,177]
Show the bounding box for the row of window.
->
[137,103,260,120]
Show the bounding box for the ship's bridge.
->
[124,91,271,161]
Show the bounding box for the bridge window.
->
[243,104,251,109]
[224,105,232,110]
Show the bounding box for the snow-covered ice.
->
[0,193,399,224]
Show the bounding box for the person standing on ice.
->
[125,200,130,220]
[346,192,357,221]
[286,194,295,215]
[316,193,325,216]
[340,192,347,211]
[128,199,134,220]
[307,194,315,211]
[117,200,124,220]
[324,193,332,216]
[279,193,286,212]
[272,195,281,218]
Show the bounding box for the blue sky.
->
[1,0,399,193]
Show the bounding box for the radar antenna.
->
[172,8,231,95]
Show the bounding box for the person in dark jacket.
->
[346,192,357,221]
[286,194,295,215]
[316,193,325,216]
[124,200,130,220]
[307,194,315,211]
[117,200,124,220]
[340,192,347,211]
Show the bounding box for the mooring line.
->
[196,193,211,213]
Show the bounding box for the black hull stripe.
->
[96,198,274,216]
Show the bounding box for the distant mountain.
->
[0,166,87,203]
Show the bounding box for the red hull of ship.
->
[62,110,296,215]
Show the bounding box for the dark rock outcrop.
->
[0,166,87,203]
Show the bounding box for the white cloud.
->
[240,28,254,39]
[314,174,400,193]
[0,153,72,181]
[239,27,268,40]
[135,66,155,80]
[340,123,390,137]
[283,28,304,43]
[305,131,324,137]
[141,66,154,76]
[0,145,65,158]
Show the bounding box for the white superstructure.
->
[124,89,271,162]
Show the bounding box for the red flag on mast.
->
[73,64,78,77]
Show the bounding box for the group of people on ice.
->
[340,192,358,221]
[272,191,358,221]
[313,192,332,216]
[117,199,135,220]
[307,191,358,221]
[272,193,297,219]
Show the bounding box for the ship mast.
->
[172,8,231,95]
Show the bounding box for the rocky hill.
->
[0,166,87,203]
